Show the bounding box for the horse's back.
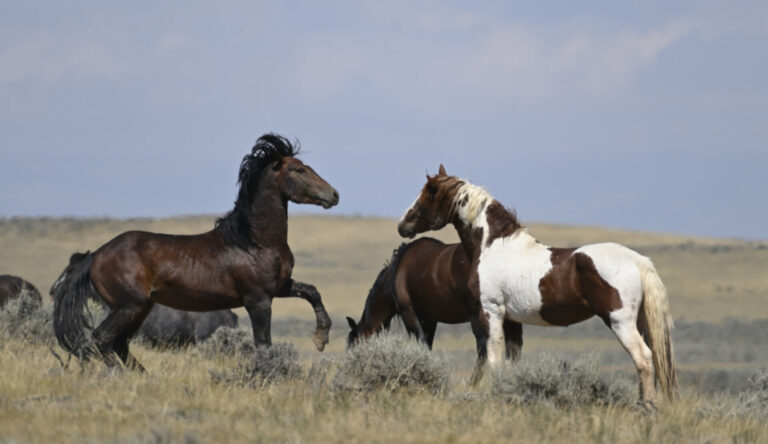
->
[574,243,645,291]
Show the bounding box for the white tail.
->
[636,256,678,399]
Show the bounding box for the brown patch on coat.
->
[538,250,622,326]
[485,200,522,246]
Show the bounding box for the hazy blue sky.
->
[1,1,766,239]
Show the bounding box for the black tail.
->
[52,252,99,360]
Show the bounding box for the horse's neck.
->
[248,176,289,247]
[453,204,534,260]
[361,288,396,334]
[453,219,485,262]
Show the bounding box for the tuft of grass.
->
[194,325,256,358]
[0,289,54,345]
[211,342,303,387]
[703,370,768,421]
[489,352,635,408]
[332,330,451,395]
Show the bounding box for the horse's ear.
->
[438,164,447,176]
[346,316,358,332]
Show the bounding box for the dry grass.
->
[1,215,767,442]
[1,335,767,443]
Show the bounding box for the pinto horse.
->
[346,237,523,362]
[397,165,677,405]
[53,134,339,370]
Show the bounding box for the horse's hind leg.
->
[113,302,153,372]
[610,317,657,406]
[93,303,151,370]
[502,320,523,361]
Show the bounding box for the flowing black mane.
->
[215,133,300,249]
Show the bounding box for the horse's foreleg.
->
[244,294,272,347]
[421,321,437,349]
[399,305,427,343]
[483,303,506,367]
[502,320,523,361]
[469,313,489,386]
[280,280,331,351]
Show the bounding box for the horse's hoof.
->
[313,329,329,352]
[638,399,658,412]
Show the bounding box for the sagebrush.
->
[490,352,635,408]
[332,330,451,395]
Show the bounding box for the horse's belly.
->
[151,289,242,311]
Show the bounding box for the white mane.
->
[454,180,492,227]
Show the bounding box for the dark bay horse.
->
[1,275,42,308]
[346,237,522,361]
[52,253,238,347]
[397,165,677,405]
[137,305,238,347]
[53,134,339,370]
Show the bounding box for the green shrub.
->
[489,352,634,408]
[332,330,451,395]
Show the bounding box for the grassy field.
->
[1,215,767,443]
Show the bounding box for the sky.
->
[1,1,766,240]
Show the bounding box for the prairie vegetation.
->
[1,215,767,442]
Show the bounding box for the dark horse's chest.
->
[248,245,294,296]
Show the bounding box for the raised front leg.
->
[244,293,272,348]
[275,280,332,351]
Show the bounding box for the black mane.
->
[215,133,300,249]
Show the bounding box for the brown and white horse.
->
[397,165,677,405]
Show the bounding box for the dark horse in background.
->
[53,134,339,370]
[1,274,42,309]
[346,237,523,360]
[137,305,238,347]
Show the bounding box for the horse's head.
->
[346,316,360,348]
[398,164,462,238]
[273,156,339,209]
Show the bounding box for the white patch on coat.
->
[574,243,644,326]
[477,229,554,327]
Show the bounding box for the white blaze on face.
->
[398,193,421,226]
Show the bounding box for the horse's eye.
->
[297,168,306,174]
